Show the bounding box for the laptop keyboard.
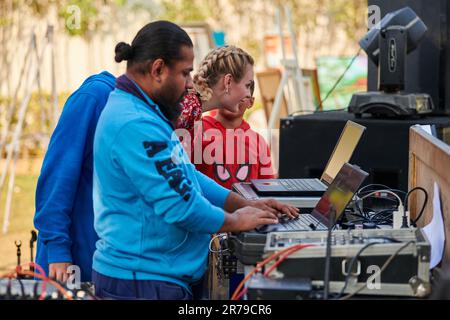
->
[279,214,327,231]
[280,179,324,191]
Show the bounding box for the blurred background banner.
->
[317,55,368,110]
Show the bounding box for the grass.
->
[0,174,39,274]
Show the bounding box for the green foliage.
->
[0,91,70,157]
[57,0,104,38]
[56,0,157,38]
[327,0,368,41]
[3,0,367,55]
[159,0,207,23]
[26,0,56,18]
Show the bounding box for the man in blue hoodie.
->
[34,71,116,282]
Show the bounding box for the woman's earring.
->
[226,87,230,94]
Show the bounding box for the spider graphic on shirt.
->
[213,163,251,183]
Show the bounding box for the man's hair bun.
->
[115,42,133,63]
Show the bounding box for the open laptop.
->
[251,120,366,196]
[255,163,369,233]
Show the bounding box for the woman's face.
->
[220,64,254,112]
[218,96,254,120]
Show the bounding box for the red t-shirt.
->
[190,116,276,190]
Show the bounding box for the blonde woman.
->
[176,45,255,130]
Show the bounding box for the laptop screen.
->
[321,121,366,185]
[313,163,368,224]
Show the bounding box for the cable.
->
[323,207,335,300]
[355,202,370,220]
[360,190,404,206]
[361,190,404,227]
[242,244,316,300]
[263,244,316,277]
[16,276,25,299]
[29,262,47,300]
[6,278,12,300]
[358,184,391,195]
[234,287,249,301]
[354,203,393,223]
[357,184,406,198]
[368,209,394,226]
[340,241,415,300]
[404,187,428,227]
[209,233,229,253]
[357,185,405,224]
[318,48,362,110]
[231,245,303,300]
[17,270,73,300]
[209,233,229,288]
[1,264,73,300]
[370,208,395,221]
[230,244,315,300]
[30,262,47,277]
[362,195,399,204]
[33,281,40,299]
[336,242,379,298]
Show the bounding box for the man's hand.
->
[219,207,279,233]
[223,192,299,219]
[250,199,299,219]
[49,262,72,283]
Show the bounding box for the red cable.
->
[231,244,315,300]
[264,244,316,277]
[29,262,48,300]
[234,287,248,301]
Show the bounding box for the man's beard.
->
[155,89,187,123]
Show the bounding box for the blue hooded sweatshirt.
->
[34,71,116,281]
[92,77,229,291]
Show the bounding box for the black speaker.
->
[368,0,450,114]
[279,112,450,192]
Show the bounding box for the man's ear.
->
[149,58,165,82]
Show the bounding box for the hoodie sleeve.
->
[194,170,230,209]
[34,93,100,264]
[111,119,225,234]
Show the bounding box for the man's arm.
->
[218,206,279,233]
[194,169,231,208]
[224,191,299,219]
[223,191,252,212]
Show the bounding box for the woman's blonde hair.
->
[193,45,254,101]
